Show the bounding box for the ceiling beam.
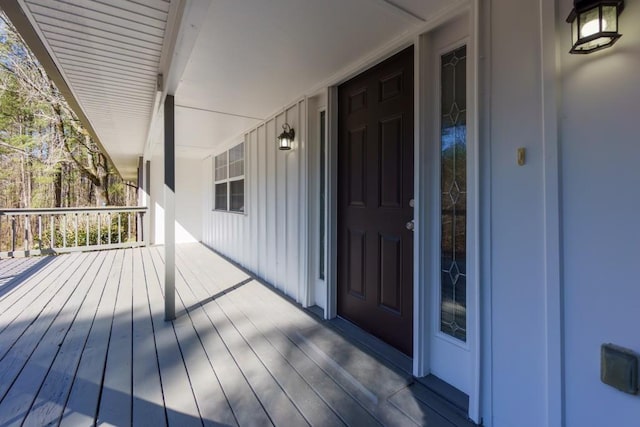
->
[372,0,426,22]
[175,104,264,121]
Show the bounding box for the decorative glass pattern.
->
[440,45,467,341]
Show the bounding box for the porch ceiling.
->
[7,0,462,171]
[173,0,458,157]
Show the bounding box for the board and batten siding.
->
[203,100,309,305]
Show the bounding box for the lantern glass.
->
[279,137,291,150]
[579,6,601,38]
[603,5,617,31]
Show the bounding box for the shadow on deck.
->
[0,244,477,426]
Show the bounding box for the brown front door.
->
[337,46,414,356]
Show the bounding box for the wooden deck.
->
[0,244,476,427]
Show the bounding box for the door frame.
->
[321,1,482,423]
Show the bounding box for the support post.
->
[137,156,143,242]
[164,95,176,321]
[144,160,151,245]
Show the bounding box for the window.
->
[439,45,467,342]
[214,142,244,213]
[319,110,326,280]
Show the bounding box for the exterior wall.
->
[558,0,640,425]
[483,0,550,425]
[202,100,308,304]
[150,155,203,245]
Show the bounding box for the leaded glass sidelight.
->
[440,45,467,341]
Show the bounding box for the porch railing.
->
[0,207,147,258]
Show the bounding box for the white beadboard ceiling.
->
[15,0,461,173]
[20,0,171,179]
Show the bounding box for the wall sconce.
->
[567,0,624,54]
[277,123,295,151]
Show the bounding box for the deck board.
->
[0,244,477,427]
[131,248,167,427]
[0,251,103,426]
[23,250,116,427]
[60,249,125,426]
[145,247,203,427]
[97,248,134,427]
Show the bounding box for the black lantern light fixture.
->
[277,123,295,151]
[567,0,624,54]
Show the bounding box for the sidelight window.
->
[440,45,467,342]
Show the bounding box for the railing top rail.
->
[0,206,148,215]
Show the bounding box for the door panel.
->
[337,46,414,356]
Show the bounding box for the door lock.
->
[406,220,415,231]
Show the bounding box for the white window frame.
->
[213,142,245,213]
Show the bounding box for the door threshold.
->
[416,374,470,415]
[307,306,471,418]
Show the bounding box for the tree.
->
[0,12,121,207]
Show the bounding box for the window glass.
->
[230,179,244,212]
[215,183,228,211]
[213,142,245,213]
[229,143,244,178]
[215,152,227,181]
[319,111,326,280]
[440,45,467,342]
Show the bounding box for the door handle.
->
[406,220,415,231]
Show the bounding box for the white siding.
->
[559,0,640,425]
[151,156,203,245]
[202,100,308,304]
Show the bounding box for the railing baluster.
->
[38,215,42,250]
[118,213,122,244]
[11,216,16,253]
[86,213,90,247]
[24,215,29,252]
[127,213,131,242]
[62,215,67,248]
[97,213,101,245]
[74,213,79,247]
[50,215,55,249]
[107,212,112,244]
